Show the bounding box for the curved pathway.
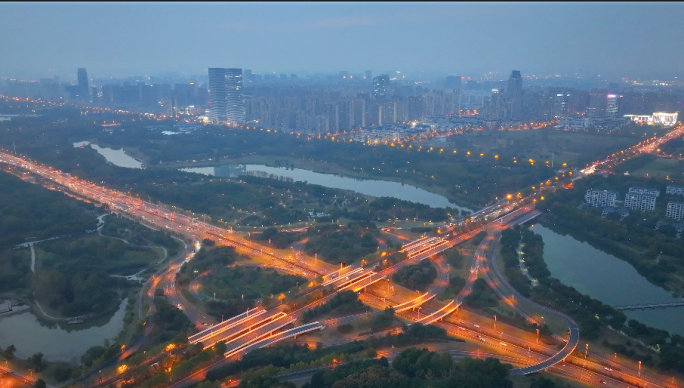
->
[481,231,580,375]
[449,209,579,375]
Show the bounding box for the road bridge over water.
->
[613,301,684,311]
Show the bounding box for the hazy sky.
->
[2,2,683,79]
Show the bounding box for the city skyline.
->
[1,3,684,79]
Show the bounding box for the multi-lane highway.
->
[1,148,680,388]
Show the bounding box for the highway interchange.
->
[1,125,682,388]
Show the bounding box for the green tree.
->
[28,352,46,372]
[4,344,16,359]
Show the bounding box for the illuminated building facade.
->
[624,112,678,126]
[208,68,228,124]
[225,68,245,125]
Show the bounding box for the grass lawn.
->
[200,266,306,300]
[632,157,684,179]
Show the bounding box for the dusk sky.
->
[2,2,684,79]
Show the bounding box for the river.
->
[531,224,684,336]
[72,141,470,211]
[181,164,471,211]
[0,300,127,362]
[73,141,143,169]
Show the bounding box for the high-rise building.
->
[628,187,660,197]
[225,68,245,125]
[553,93,569,118]
[75,68,89,101]
[506,70,523,120]
[208,68,228,123]
[624,193,656,211]
[365,70,372,80]
[445,76,462,89]
[666,185,684,196]
[373,75,390,99]
[587,89,607,117]
[666,202,684,221]
[585,189,617,208]
[606,94,619,117]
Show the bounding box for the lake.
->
[181,164,472,211]
[0,300,127,362]
[73,141,143,169]
[532,224,684,336]
[73,140,469,211]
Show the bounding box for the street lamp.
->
[638,361,642,377]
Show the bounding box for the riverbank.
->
[149,155,481,210]
[539,216,684,296]
[531,223,684,336]
[494,224,684,375]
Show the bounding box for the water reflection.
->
[73,141,143,169]
[182,164,471,211]
[0,300,126,361]
[533,224,684,335]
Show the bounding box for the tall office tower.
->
[208,68,228,124]
[170,97,178,117]
[244,69,253,83]
[365,70,372,80]
[450,88,461,115]
[408,95,424,121]
[606,94,619,117]
[373,75,390,99]
[587,89,607,117]
[506,70,523,120]
[77,68,89,101]
[445,75,462,89]
[225,68,245,125]
[553,93,569,118]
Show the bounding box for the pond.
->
[0,300,127,362]
[72,140,470,211]
[181,164,472,211]
[73,141,143,169]
[531,224,684,336]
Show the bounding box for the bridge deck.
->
[257,322,325,349]
[614,301,684,310]
[188,309,266,346]
[321,267,364,286]
[224,316,296,359]
[201,311,285,349]
[415,300,459,325]
[189,308,265,344]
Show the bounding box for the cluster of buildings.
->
[624,112,679,127]
[238,74,462,134]
[1,68,210,116]
[477,72,681,130]
[2,67,681,135]
[585,185,684,222]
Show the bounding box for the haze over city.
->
[1,2,684,79]
[2,3,684,388]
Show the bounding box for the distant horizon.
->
[2,69,679,85]
[1,2,683,80]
